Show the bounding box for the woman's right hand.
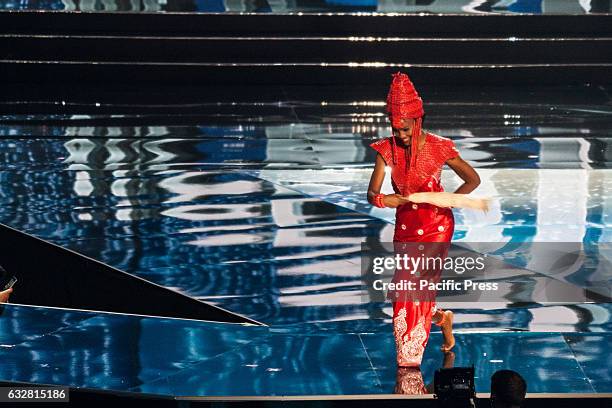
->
[0,288,12,303]
[383,194,411,208]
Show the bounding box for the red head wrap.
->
[386,71,424,171]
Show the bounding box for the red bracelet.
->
[373,194,385,208]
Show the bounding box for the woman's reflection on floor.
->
[395,351,455,395]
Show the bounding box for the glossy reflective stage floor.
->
[1,0,611,14]
[0,83,611,396]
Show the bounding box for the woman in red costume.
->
[367,72,482,367]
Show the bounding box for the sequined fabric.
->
[370,131,459,367]
[370,132,459,198]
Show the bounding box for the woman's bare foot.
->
[440,310,455,352]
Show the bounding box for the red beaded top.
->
[370,132,460,196]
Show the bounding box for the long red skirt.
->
[391,178,454,367]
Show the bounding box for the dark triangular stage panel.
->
[0,223,263,326]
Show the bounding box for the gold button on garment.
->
[418,244,424,250]
[401,224,406,230]
[412,204,418,210]
[415,300,420,306]
[417,229,424,235]
[438,226,445,232]
[427,182,433,188]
